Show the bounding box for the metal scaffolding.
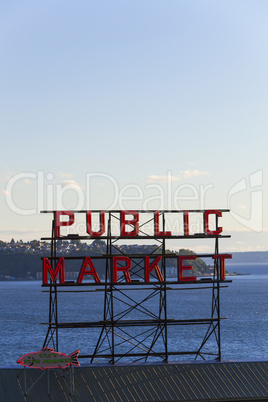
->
[41,210,231,364]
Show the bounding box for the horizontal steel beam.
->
[79,351,200,358]
[41,234,231,240]
[42,280,231,287]
[41,209,230,213]
[41,317,226,328]
[41,253,231,259]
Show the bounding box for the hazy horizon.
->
[1,0,267,252]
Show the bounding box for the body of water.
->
[0,263,267,367]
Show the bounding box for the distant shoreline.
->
[226,262,268,265]
[0,272,250,282]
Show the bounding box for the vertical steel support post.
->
[109,214,115,364]
[162,212,168,362]
[215,214,221,361]
[24,367,27,396]
[43,214,59,350]
[53,214,59,351]
[47,369,50,396]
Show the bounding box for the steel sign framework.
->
[41,210,231,364]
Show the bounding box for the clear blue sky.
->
[0,0,267,252]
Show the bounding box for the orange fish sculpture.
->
[17,347,80,369]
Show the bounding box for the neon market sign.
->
[17,348,80,370]
[41,209,232,286]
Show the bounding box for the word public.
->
[55,209,224,237]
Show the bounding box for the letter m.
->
[43,258,65,284]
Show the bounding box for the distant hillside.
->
[0,241,209,279]
[229,251,268,264]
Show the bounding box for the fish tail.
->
[69,350,80,367]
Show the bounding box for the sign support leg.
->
[24,367,27,396]
[47,369,50,396]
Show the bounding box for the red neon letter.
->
[204,210,222,235]
[154,211,171,237]
[86,211,105,236]
[213,254,232,280]
[145,256,163,282]
[43,258,65,284]
[77,257,101,283]
[184,210,189,236]
[113,256,131,282]
[56,211,74,237]
[120,211,139,236]
[178,255,197,281]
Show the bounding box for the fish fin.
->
[68,349,80,367]
[41,347,54,352]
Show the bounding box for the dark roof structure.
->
[1,360,268,401]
